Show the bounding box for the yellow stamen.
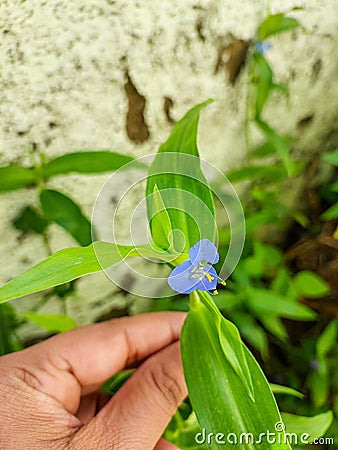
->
[205,272,215,283]
[213,289,218,295]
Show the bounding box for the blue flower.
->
[168,239,225,294]
[256,41,272,56]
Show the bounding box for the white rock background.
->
[0,0,337,337]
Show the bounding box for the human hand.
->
[0,312,187,449]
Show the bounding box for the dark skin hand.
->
[0,312,187,449]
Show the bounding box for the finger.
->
[74,342,187,450]
[154,438,181,450]
[3,312,186,415]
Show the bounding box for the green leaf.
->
[40,189,92,246]
[253,53,273,118]
[217,309,255,401]
[247,288,317,321]
[42,151,138,177]
[245,211,278,234]
[258,13,302,40]
[231,311,269,358]
[316,320,337,358]
[330,182,338,193]
[293,271,330,298]
[281,411,333,443]
[231,262,251,288]
[165,411,204,450]
[272,267,292,295]
[214,291,239,312]
[259,314,288,342]
[150,296,190,313]
[227,165,285,183]
[270,384,304,399]
[12,205,49,234]
[146,100,216,253]
[308,368,329,407]
[0,165,36,192]
[244,242,282,278]
[255,119,296,176]
[0,304,22,355]
[0,241,174,303]
[101,369,134,396]
[148,184,173,251]
[321,202,338,220]
[23,312,76,333]
[181,291,291,450]
[251,141,275,158]
[292,211,310,228]
[323,149,338,166]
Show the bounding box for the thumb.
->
[154,438,181,450]
[73,342,187,450]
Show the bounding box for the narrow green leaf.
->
[251,141,275,158]
[217,309,255,401]
[292,211,310,228]
[272,267,292,295]
[101,369,134,396]
[321,202,338,220]
[260,314,288,341]
[227,165,285,183]
[270,384,304,399]
[181,291,291,450]
[146,100,216,252]
[40,189,92,246]
[293,271,330,298]
[247,288,317,321]
[148,184,173,251]
[231,311,269,359]
[255,119,296,176]
[316,320,337,358]
[245,211,278,234]
[258,13,302,40]
[0,165,36,192]
[308,368,329,408]
[42,151,137,177]
[253,53,273,118]
[0,242,180,303]
[23,312,77,333]
[323,149,338,166]
[281,411,333,443]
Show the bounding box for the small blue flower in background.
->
[256,41,272,56]
[168,239,226,294]
[310,359,320,371]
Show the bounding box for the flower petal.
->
[256,41,272,56]
[194,265,218,291]
[168,260,201,294]
[189,239,219,265]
